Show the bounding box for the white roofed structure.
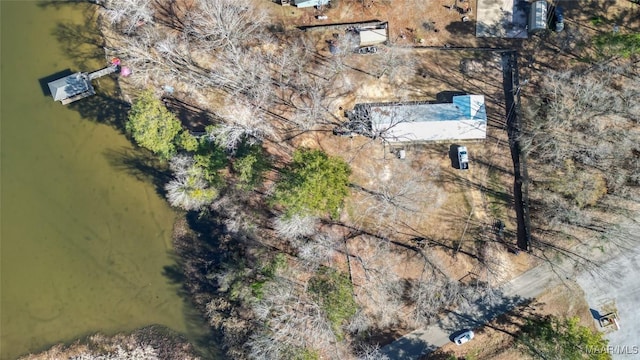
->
[359,28,388,46]
[356,95,487,142]
[47,72,95,105]
[293,0,329,7]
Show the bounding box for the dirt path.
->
[468,164,490,223]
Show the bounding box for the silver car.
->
[454,330,474,345]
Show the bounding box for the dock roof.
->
[48,73,91,102]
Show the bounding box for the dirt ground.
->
[286,44,539,344]
[265,1,640,350]
[265,0,480,47]
[292,46,535,283]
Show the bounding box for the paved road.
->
[577,246,640,360]
[380,258,570,359]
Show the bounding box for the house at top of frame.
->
[285,0,330,7]
[347,95,487,143]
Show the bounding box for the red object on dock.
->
[111,58,121,66]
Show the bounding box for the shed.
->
[47,72,95,105]
[359,28,388,46]
[359,95,487,142]
[528,0,548,34]
[293,0,329,8]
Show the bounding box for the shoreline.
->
[17,325,199,360]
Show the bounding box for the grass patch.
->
[590,16,605,26]
[486,167,509,219]
[284,347,320,360]
[594,32,640,58]
[309,267,357,339]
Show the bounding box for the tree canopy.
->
[126,90,183,159]
[518,315,611,360]
[233,142,270,190]
[309,267,357,339]
[165,154,219,211]
[273,149,351,218]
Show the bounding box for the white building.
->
[356,95,487,142]
[293,0,329,8]
[359,28,388,46]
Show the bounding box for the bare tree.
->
[273,213,318,240]
[350,236,404,328]
[165,154,218,211]
[102,0,154,34]
[352,161,445,235]
[291,233,341,268]
[355,344,390,360]
[183,0,268,53]
[248,278,336,359]
[374,46,418,84]
[209,97,277,151]
[518,63,640,276]
[409,265,472,327]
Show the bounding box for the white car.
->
[457,146,469,170]
[454,330,474,345]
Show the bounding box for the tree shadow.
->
[68,90,131,130]
[445,19,476,39]
[380,333,441,360]
[153,0,191,32]
[160,253,224,359]
[162,97,215,132]
[161,212,245,358]
[37,0,103,9]
[437,289,529,335]
[103,147,171,198]
[51,16,107,70]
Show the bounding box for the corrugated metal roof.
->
[369,95,487,142]
[293,0,329,8]
[48,73,91,101]
[528,0,548,32]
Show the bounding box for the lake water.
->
[1,2,211,358]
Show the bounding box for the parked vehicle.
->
[554,6,564,32]
[457,146,469,170]
[454,330,474,345]
[332,127,354,137]
[356,46,378,54]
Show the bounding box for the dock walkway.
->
[88,65,118,80]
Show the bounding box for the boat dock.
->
[48,62,121,105]
[88,64,118,80]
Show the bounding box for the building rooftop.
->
[48,73,92,102]
[359,28,388,46]
[365,95,487,142]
